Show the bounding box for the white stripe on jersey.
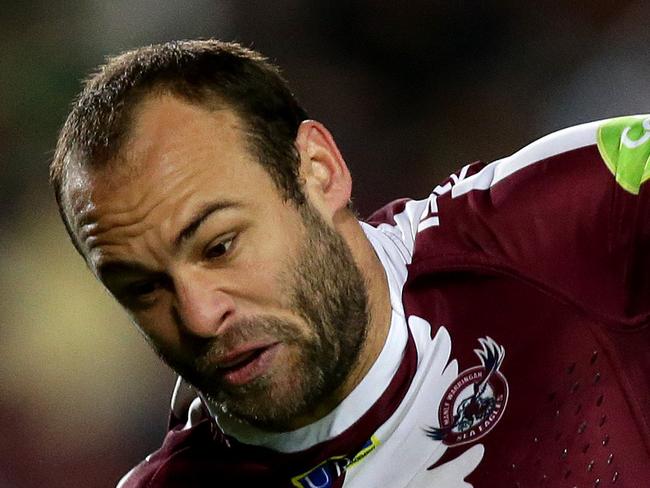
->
[450,117,612,199]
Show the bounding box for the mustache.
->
[186,315,305,370]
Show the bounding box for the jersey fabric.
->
[118,115,650,487]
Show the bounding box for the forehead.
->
[64,94,276,255]
[112,93,246,181]
[68,92,258,203]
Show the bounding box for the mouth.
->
[217,343,281,386]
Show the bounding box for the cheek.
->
[130,301,180,350]
[232,253,295,310]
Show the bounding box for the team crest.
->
[425,337,508,447]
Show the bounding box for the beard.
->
[157,203,370,431]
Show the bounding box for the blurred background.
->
[1,1,649,486]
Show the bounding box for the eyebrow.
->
[173,199,241,250]
[96,199,242,284]
[97,260,159,286]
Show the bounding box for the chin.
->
[214,369,318,430]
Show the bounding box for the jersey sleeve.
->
[408,115,650,327]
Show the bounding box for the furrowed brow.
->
[173,199,242,250]
[97,260,158,286]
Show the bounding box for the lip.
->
[217,342,281,386]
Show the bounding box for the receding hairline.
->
[57,92,253,259]
[51,40,302,183]
[59,90,254,222]
[66,82,233,171]
[51,39,309,255]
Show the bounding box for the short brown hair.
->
[51,39,308,250]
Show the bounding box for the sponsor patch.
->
[291,436,380,488]
[424,337,509,447]
[597,115,650,194]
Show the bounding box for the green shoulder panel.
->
[596,115,650,195]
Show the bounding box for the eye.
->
[118,279,163,307]
[127,280,160,297]
[204,235,234,260]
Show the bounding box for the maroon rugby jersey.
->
[118,115,650,487]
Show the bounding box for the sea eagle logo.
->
[424,337,508,447]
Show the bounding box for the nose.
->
[172,267,235,338]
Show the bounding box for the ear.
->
[295,120,352,221]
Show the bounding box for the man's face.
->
[66,95,368,430]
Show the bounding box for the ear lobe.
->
[295,120,352,218]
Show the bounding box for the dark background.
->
[1,2,648,486]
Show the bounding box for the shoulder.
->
[450,114,650,199]
[367,114,650,244]
[116,461,153,488]
[115,419,219,488]
[373,115,650,324]
[116,380,217,488]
